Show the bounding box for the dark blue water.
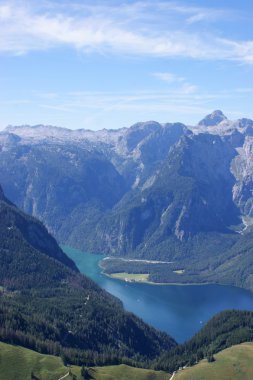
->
[63,246,253,343]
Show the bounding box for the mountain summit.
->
[198,110,227,127]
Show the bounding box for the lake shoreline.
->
[99,256,241,289]
[99,258,212,287]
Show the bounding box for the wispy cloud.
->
[34,87,235,116]
[152,72,184,84]
[154,2,231,24]
[152,72,198,94]
[28,89,216,126]
[0,1,252,63]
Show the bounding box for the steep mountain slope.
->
[89,133,239,256]
[0,186,176,365]
[0,185,78,288]
[232,136,253,219]
[0,141,127,241]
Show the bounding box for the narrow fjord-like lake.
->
[64,246,253,343]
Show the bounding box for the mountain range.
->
[1,110,253,290]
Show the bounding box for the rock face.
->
[1,111,253,263]
[0,142,128,241]
[87,133,239,256]
[232,136,253,220]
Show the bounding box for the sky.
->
[0,0,253,130]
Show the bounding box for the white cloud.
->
[0,1,252,63]
[220,39,253,64]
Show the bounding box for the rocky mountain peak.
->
[198,110,227,127]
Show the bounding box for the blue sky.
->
[1,0,253,130]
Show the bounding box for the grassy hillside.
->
[174,342,253,380]
[0,341,70,380]
[0,342,171,380]
[3,340,253,380]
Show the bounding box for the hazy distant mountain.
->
[198,109,227,126]
[2,111,253,289]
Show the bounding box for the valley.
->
[0,187,175,367]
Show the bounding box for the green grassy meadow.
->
[0,341,71,380]
[87,364,171,380]
[174,342,253,380]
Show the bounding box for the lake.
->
[63,245,253,343]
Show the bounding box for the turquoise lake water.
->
[63,245,253,343]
